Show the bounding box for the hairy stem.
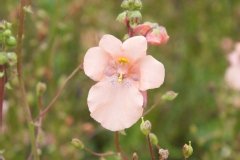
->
[147,134,155,160]
[39,64,83,118]
[16,0,39,159]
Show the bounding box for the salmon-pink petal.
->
[225,66,240,91]
[87,78,144,131]
[138,55,165,91]
[83,47,109,81]
[122,36,147,62]
[99,34,122,58]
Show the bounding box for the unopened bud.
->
[161,91,178,101]
[134,0,142,10]
[0,52,8,65]
[159,148,169,160]
[182,141,193,159]
[71,138,84,149]
[128,10,142,24]
[6,36,17,46]
[140,117,151,135]
[0,22,5,30]
[149,133,158,146]
[7,52,17,66]
[132,152,138,160]
[133,24,152,35]
[3,29,12,37]
[123,34,129,41]
[0,72,4,78]
[36,82,47,96]
[5,22,12,29]
[116,11,128,24]
[121,0,130,9]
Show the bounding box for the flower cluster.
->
[117,0,169,46]
[225,43,240,91]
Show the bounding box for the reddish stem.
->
[0,65,6,131]
[114,132,128,160]
[147,134,155,160]
[126,20,133,37]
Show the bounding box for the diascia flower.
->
[84,34,165,131]
[225,43,240,91]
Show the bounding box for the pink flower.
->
[225,43,240,91]
[84,34,165,131]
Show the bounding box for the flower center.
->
[117,57,129,83]
[118,57,129,64]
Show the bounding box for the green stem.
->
[16,0,39,159]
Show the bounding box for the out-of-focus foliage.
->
[0,0,240,159]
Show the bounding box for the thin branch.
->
[147,134,155,160]
[143,97,164,116]
[16,0,39,159]
[84,147,115,157]
[39,64,83,118]
[143,103,159,116]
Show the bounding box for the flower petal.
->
[138,55,165,91]
[87,78,144,131]
[84,47,109,81]
[228,51,240,66]
[122,36,147,62]
[225,66,240,91]
[99,34,123,58]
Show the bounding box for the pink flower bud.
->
[133,24,152,35]
[146,26,169,45]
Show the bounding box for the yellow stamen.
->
[118,73,123,82]
[118,57,129,64]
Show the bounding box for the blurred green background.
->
[1,0,240,159]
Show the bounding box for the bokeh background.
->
[1,0,240,159]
